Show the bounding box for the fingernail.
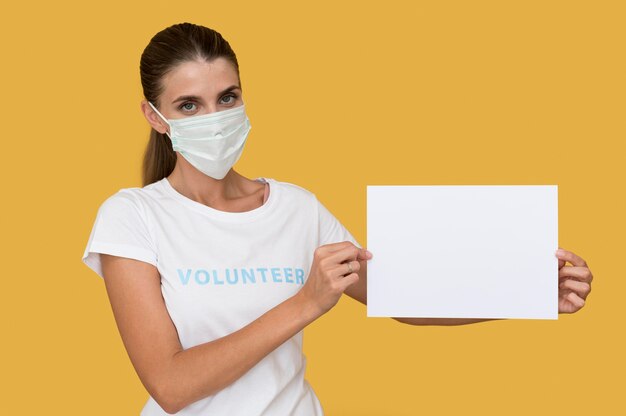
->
[555,249,565,256]
[366,250,373,259]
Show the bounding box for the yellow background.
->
[2,0,623,414]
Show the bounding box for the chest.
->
[149,204,316,347]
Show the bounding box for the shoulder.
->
[268,177,318,205]
[98,181,162,221]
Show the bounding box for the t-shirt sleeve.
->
[315,195,362,249]
[81,191,158,279]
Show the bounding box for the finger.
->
[555,248,588,268]
[359,248,372,261]
[556,246,566,269]
[319,241,370,258]
[330,259,361,279]
[566,291,585,309]
[337,271,360,291]
[317,241,355,254]
[560,279,591,300]
[558,266,593,283]
[326,243,369,265]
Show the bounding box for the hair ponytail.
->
[141,129,177,187]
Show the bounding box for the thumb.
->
[557,246,566,269]
[356,248,373,261]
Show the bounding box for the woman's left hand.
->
[555,247,593,314]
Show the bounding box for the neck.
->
[166,156,244,205]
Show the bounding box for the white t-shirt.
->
[81,176,361,415]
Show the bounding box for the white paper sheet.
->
[366,185,558,320]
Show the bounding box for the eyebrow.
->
[171,85,241,104]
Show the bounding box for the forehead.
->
[160,57,239,98]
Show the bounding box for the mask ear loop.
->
[148,101,172,139]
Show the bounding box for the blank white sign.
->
[366,185,558,320]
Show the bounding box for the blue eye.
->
[220,94,238,104]
[179,102,197,112]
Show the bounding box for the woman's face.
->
[142,57,243,134]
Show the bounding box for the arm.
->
[342,254,501,326]
[101,254,319,414]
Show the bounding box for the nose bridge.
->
[206,103,219,114]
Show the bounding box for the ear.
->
[140,100,169,134]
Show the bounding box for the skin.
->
[100,57,594,413]
[141,57,267,213]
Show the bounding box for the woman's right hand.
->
[298,241,372,317]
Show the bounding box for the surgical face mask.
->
[148,101,252,180]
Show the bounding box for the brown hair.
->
[139,22,241,186]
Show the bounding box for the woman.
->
[81,22,593,415]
